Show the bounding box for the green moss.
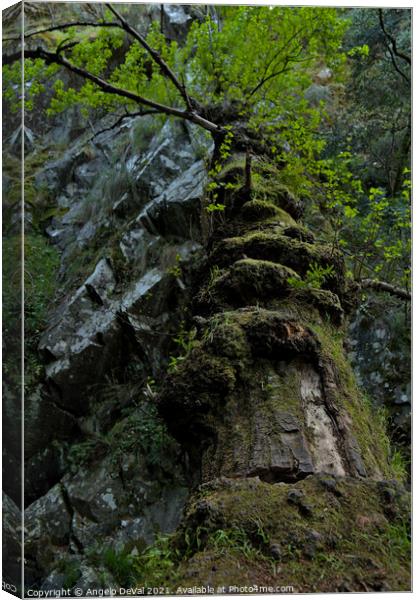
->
[201,259,301,310]
[160,344,237,423]
[216,155,246,183]
[295,288,343,324]
[282,223,315,243]
[252,173,295,203]
[174,476,410,592]
[262,361,303,419]
[240,199,296,226]
[211,231,344,295]
[203,317,250,362]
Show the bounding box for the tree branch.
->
[248,62,291,98]
[378,9,411,65]
[89,109,162,141]
[3,47,222,135]
[105,3,196,111]
[378,9,411,83]
[3,20,121,41]
[360,278,410,301]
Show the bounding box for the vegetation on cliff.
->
[2,3,411,594]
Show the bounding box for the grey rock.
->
[73,564,117,593]
[138,159,207,239]
[287,489,304,504]
[40,570,67,592]
[62,453,188,551]
[25,386,77,458]
[2,493,21,587]
[25,484,72,570]
[270,543,282,560]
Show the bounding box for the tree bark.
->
[360,278,410,301]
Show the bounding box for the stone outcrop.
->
[19,116,212,588]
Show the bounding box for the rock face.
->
[2,493,22,594]
[21,114,212,589]
[347,298,411,450]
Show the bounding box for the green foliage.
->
[10,6,348,133]
[133,535,179,588]
[168,325,198,373]
[166,253,182,278]
[208,528,263,561]
[67,438,105,472]
[288,262,335,291]
[54,559,81,589]
[337,8,411,195]
[179,7,347,107]
[24,234,60,335]
[338,170,411,286]
[390,449,408,483]
[85,544,137,587]
[109,400,175,469]
[68,390,177,472]
[205,202,226,213]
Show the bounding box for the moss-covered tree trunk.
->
[158,152,410,592]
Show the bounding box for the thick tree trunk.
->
[158,152,410,591]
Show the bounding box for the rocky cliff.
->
[1,5,410,594]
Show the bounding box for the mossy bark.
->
[157,155,410,591]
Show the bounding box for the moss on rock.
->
[295,288,344,325]
[240,200,296,226]
[210,231,345,295]
[172,476,410,592]
[199,259,300,310]
[159,344,236,438]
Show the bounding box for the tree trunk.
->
[158,151,410,591]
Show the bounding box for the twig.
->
[88,109,162,141]
[378,9,410,83]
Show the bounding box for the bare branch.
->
[248,62,291,98]
[378,9,411,83]
[384,40,410,83]
[378,9,411,65]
